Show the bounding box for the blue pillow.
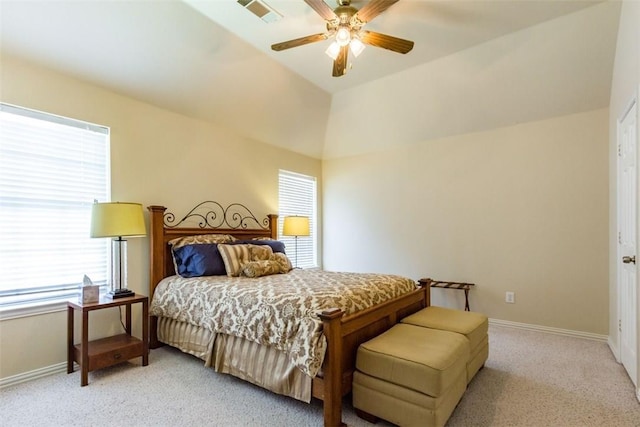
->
[171,239,286,278]
[240,239,286,254]
[172,244,226,277]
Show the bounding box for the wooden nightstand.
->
[67,293,149,386]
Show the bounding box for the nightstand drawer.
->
[73,334,144,371]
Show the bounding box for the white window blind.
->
[278,170,317,269]
[0,103,110,307]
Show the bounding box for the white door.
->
[619,98,638,386]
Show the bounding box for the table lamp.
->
[90,201,146,299]
[282,216,310,268]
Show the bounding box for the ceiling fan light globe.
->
[325,41,341,60]
[335,27,351,46]
[350,38,365,57]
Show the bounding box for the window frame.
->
[0,103,110,319]
[278,170,318,269]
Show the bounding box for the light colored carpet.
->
[1,325,639,426]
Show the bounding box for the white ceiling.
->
[0,0,621,159]
[186,0,605,93]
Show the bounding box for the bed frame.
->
[147,202,430,427]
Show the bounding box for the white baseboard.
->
[0,320,614,389]
[489,318,609,342]
[0,362,67,389]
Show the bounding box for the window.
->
[0,103,110,313]
[278,170,317,269]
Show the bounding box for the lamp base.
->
[106,288,135,299]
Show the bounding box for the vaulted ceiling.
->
[0,0,621,159]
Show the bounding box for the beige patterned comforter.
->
[150,269,417,377]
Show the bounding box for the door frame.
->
[616,90,639,389]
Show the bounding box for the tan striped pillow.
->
[218,244,273,277]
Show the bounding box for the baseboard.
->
[0,362,67,389]
[489,318,609,342]
[0,320,613,389]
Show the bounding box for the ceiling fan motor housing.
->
[326,4,362,33]
[272,0,414,77]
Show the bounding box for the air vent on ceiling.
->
[237,0,282,23]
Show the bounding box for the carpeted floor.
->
[1,325,639,426]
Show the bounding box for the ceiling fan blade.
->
[304,0,337,21]
[332,45,349,77]
[360,30,414,54]
[355,0,400,23]
[271,33,328,51]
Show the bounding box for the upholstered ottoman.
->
[401,306,488,383]
[353,324,470,427]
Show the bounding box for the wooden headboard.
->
[147,201,277,303]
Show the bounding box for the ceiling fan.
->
[271,0,414,77]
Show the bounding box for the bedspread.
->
[150,269,417,377]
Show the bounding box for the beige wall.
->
[0,55,322,379]
[608,0,640,392]
[323,108,609,335]
[0,1,632,380]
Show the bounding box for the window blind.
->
[0,103,110,306]
[278,170,317,269]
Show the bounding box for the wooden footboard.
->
[147,203,430,427]
[317,283,430,427]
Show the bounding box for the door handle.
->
[622,255,636,264]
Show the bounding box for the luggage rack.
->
[418,278,475,311]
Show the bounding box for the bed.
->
[147,201,430,427]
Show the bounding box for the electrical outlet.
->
[505,291,515,303]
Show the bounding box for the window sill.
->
[0,299,69,321]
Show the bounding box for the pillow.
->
[241,260,282,278]
[272,252,293,273]
[171,244,226,277]
[246,238,286,254]
[168,234,236,277]
[218,244,274,277]
[169,234,236,250]
[250,244,273,261]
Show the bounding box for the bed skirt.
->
[157,317,313,402]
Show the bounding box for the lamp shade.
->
[90,202,146,238]
[282,216,310,237]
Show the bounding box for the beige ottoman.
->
[353,324,470,427]
[401,306,489,383]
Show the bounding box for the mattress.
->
[150,268,417,377]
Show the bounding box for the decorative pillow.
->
[168,234,236,250]
[168,234,236,277]
[241,260,282,278]
[218,244,274,277]
[171,244,226,277]
[246,238,286,254]
[250,244,273,261]
[272,252,293,273]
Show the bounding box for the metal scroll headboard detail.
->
[163,201,270,230]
